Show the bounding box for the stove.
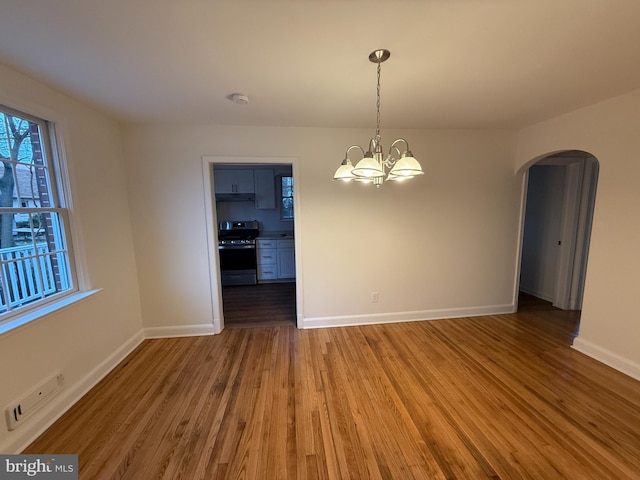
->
[218,221,259,286]
[218,221,259,240]
[219,238,256,246]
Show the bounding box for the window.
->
[0,105,76,321]
[280,175,293,220]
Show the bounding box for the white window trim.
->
[0,103,89,333]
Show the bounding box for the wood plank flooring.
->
[25,306,640,479]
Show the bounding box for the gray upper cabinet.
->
[214,169,255,194]
[254,169,276,209]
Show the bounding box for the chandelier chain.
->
[376,57,381,139]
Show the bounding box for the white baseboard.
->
[144,323,216,339]
[1,329,144,454]
[302,304,515,329]
[572,337,640,381]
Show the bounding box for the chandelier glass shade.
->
[333,49,424,187]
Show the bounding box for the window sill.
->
[0,289,102,336]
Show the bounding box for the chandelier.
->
[333,49,424,187]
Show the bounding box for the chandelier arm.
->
[345,144,366,159]
[389,138,410,154]
[368,137,379,154]
[384,145,402,168]
[390,145,402,157]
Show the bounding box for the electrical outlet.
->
[371,292,379,303]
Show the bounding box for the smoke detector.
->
[227,93,249,105]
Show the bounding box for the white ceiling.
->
[1,0,640,129]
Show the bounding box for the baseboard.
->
[1,329,144,454]
[302,304,515,329]
[572,337,640,381]
[144,323,216,339]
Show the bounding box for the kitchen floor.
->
[222,282,296,328]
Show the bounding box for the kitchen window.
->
[280,175,293,220]
[0,104,77,325]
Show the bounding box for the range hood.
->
[215,193,255,202]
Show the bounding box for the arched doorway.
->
[518,151,599,313]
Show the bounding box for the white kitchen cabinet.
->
[257,239,277,281]
[277,240,296,279]
[254,169,276,209]
[257,241,277,281]
[257,238,295,282]
[214,169,255,194]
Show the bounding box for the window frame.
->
[278,174,294,221]
[0,104,80,326]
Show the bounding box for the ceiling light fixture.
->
[333,49,424,187]
[228,93,250,104]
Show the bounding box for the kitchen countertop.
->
[257,232,294,239]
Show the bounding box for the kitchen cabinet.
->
[257,238,295,282]
[214,169,255,194]
[254,169,276,209]
[277,239,295,279]
[257,239,278,281]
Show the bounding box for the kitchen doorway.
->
[201,156,300,332]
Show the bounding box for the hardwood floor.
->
[222,282,296,328]
[517,291,581,344]
[25,309,640,479]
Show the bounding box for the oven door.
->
[218,245,257,285]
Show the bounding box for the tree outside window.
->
[281,175,293,220]
[0,105,76,319]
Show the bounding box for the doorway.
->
[202,156,301,333]
[518,151,599,313]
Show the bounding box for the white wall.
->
[516,89,640,380]
[0,64,144,452]
[123,125,521,331]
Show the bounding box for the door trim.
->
[515,152,598,311]
[201,155,302,333]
